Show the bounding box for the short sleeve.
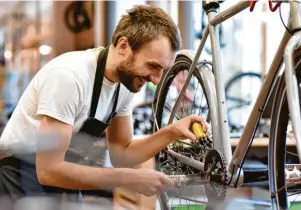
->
[36,68,82,125]
[116,93,135,117]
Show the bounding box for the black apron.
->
[0,46,119,201]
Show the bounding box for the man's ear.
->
[116,37,129,55]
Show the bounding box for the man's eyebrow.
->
[146,61,164,69]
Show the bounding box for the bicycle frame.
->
[168,0,301,186]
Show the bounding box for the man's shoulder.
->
[118,84,136,102]
[39,49,95,80]
[48,49,95,69]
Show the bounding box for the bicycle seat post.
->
[202,0,223,12]
[290,1,301,32]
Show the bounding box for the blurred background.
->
[0,1,293,209]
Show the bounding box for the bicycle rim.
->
[269,57,301,210]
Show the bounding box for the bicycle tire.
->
[269,55,301,210]
[153,56,217,210]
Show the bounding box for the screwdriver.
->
[192,122,207,141]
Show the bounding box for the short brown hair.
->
[112,5,181,52]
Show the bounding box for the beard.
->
[116,56,141,93]
[117,70,137,92]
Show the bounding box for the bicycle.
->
[152,1,301,209]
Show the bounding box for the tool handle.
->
[192,122,206,140]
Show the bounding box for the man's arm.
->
[106,114,208,168]
[33,68,173,195]
[36,115,138,190]
[36,115,174,196]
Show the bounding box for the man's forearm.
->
[39,161,133,190]
[111,126,174,167]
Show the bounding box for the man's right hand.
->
[122,168,175,197]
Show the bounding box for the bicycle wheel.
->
[225,72,262,133]
[269,56,301,210]
[153,56,225,210]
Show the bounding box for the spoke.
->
[178,196,208,205]
[289,192,301,210]
[174,75,185,119]
[164,103,181,120]
[288,190,301,197]
[286,151,299,157]
[183,98,189,117]
[191,76,200,115]
[276,182,293,194]
[183,72,190,116]
[180,100,185,118]
[177,81,186,119]
[198,93,206,116]
[187,165,194,174]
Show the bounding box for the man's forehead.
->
[138,48,176,68]
[146,57,175,69]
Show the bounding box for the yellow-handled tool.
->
[192,122,207,140]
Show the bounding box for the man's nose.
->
[150,70,164,85]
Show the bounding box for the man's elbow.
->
[36,161,60,186]
[109,157,124,168]
[36,168,52,186]
[109,156,138,168]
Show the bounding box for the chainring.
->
[204,149,228,201]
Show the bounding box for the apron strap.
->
[106,84,120,123]
[89,47,109,118]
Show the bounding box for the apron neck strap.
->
[105,83,120,123]
[89,46,108,118]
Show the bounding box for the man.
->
[0,5,208,199]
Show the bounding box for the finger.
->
[190,114,205,124]
[202,121,210,133]
[186,131,197,141]
[160,175,175,187]
[204,123,210,134]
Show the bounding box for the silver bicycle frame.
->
[167,0,301,180]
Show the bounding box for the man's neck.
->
[104,45,120,83]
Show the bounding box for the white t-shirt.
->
[0,48,135,153]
